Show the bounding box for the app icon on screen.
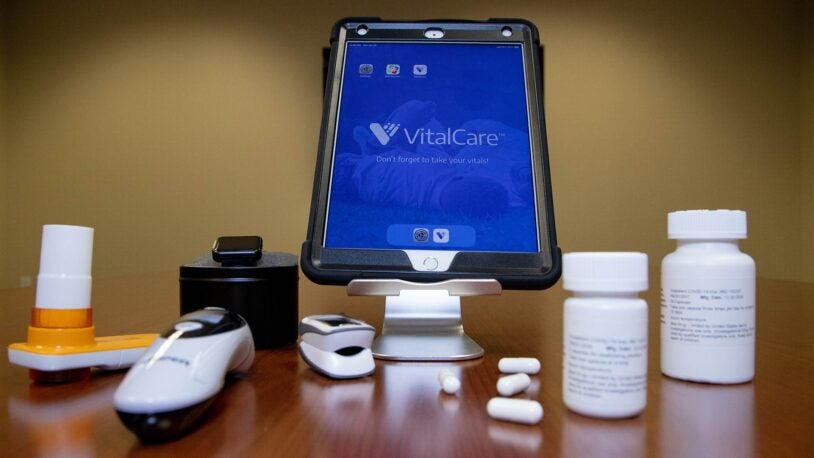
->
[413,64,428,76]
[413,228,429,242]
[359,64,374,74]
[433,228,449,243]
[386,64,401,75]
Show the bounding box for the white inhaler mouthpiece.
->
[35,225,94,310]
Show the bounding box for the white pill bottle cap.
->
[562,252,648,293]
[35,225,94,309]
[668,209,747,240]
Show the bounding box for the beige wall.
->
[0,0,810,288]
[802,1,814,283]
[0,2,8,287]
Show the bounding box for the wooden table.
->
[1,272,813,457]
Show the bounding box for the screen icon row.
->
[413,227,449,243]
[386,224,475,248]
[359,64,428,76]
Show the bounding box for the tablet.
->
[302,18,561,289]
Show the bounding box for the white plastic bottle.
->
[661,210,756,384]
[562,252,649,419]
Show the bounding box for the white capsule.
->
[487,397,544,425]
[438,370,461,394]
[498,357,541,374]
[496,373,531,396]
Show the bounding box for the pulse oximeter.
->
[298,314,375,379]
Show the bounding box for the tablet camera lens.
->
[356,25,369,36]
[501,27,513,37]
[424,28,444,39]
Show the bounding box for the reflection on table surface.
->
[0,272,812,456]
[658,378,755,458]
[9,377,119,458]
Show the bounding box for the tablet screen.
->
[324,41,538,253]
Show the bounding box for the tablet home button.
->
[423,257,439,271]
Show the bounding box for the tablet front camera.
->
[424,28,444,39]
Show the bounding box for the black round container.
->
[179,252,298,349]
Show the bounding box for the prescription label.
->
[660,277,755,345]
[564,319,647,401]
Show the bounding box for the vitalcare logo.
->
[369,122,501,147]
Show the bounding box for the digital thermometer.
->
[114,308,254,443]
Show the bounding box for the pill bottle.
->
[562,252,649,419]
[661,210,756,384]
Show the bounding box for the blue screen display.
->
[324,42,538,253]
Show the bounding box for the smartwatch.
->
[212,236,263,266]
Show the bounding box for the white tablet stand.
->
[346,278,502,361]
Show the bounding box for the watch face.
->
[213,236,263,264]
[215,236,262,253]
